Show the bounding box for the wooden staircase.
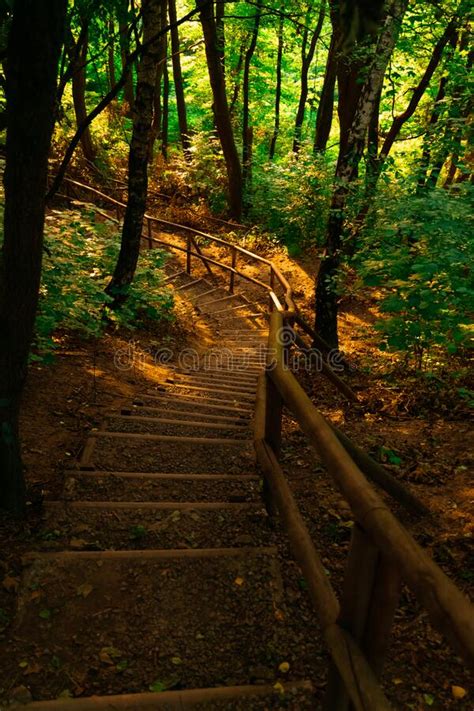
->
[11,271,316,709]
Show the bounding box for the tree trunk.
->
[197,0,242,220]
[353,17,458,228]
[314,30,337,152]
[118,0,135,112]
[168,0,190,154]
[366,87,381,189]
[71,25,97,162]
[0,0,66,514]
[242,0,262,209]
[417,76,449,192]
[229,41,245,118]
[293,1,326,153]
[162,36,169,158]
[106,0,161,304]
[315,0,409,348]
[215,0,225,74]
[269,14,284,159]
[108,17,116,90]
[149,0,168,160]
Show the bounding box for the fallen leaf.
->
[99,650,113,665]
[171,656,182,665]
[76,583,93,598]
[39,609,51,620]
[278,662,290,674]
[273,682,284,694]
[234,577,244,586]
[99,646,121,665]
[70,539,88,550]
[451,686,467,700]
[24,662,42,675]
[3,575,19,593]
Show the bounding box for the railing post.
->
[186,234,192,274]
[229,247,237,294]
[324,523,401,710]
[269,267,275,311]
[147,218,153,249]
[261,373,282,518]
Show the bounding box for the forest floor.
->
[0,200,472,709]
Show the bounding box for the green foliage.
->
[357,185,474,366]
[251,150,333,254]
[34,208,174,361]
[162,131,228,214]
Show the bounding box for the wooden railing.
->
[255,310,474,710]
[58,177,294,310]
[55,177,474,707]
[57,177,359,403]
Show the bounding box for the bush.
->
[357,185,474,367]
[34,207,174,361]
[250,149,333,254]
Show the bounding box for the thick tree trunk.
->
[314,31,337,152]
[315,0,408,348]
[168,0,190,154]
[197,0,242,219]
[106,0,161,304]
[0,0,66,514]
[293,1,326,153]
[70,25,97,162]
[269,14,284,159]
[242,0,262,209]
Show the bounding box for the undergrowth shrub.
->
[357,185,474,367]
[34,207,174,361]
[250,149,333,254]
[160,131,228,214]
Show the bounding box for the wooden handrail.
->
[59,177,295,309]
[255,310,474,709]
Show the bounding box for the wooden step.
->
[133,393,253,415]
[79,434,255,474]
[64,471,260,503]
[13,549,298,699]
[104,414,250,439]
[166,376,256,395]
[43,500,271,552]
[124,405,250,423]
[148,383,255,402]
[163,270,187,284]
[198,294,248,314]
[193,287,227,304]
[21,682,314,709]
[172,372,257,388]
